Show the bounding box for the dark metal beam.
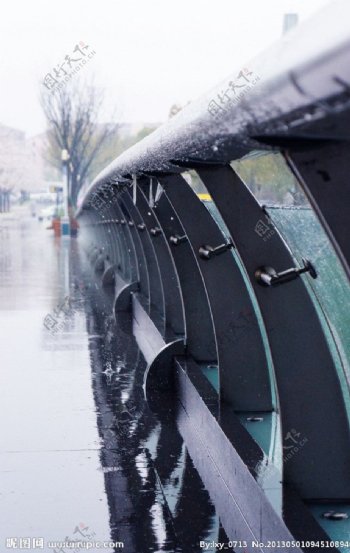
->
[285,140,350,281]
[134,181,185,338]
[161,173,273,412]
[151,177,217,363]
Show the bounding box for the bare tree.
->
[40,79,119,207]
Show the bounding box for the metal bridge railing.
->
[77,2,350,549]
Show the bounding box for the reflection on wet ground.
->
[0,212,229,552]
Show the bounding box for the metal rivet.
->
[137,224,145,231]
[128,221,134,227]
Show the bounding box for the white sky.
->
[0,0,332,136]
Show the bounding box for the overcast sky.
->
[0,0,332,136]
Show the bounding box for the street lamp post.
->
[61,149,70,238]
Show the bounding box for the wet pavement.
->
[0,210,229,553]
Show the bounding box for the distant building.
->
[0,123,30,191]
[0,124,61,194]
[0,121,160,198]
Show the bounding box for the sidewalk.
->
[0,214,114,550]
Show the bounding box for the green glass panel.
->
[268,206,350,421]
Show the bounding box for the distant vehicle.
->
[30,191,58,204]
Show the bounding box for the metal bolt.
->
[137,224,145,231]
[128,221,134,227]
[120,219,126,225]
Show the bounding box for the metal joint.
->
[150,227,161,237]
[199,241,233,260]
[255,258,317,287]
